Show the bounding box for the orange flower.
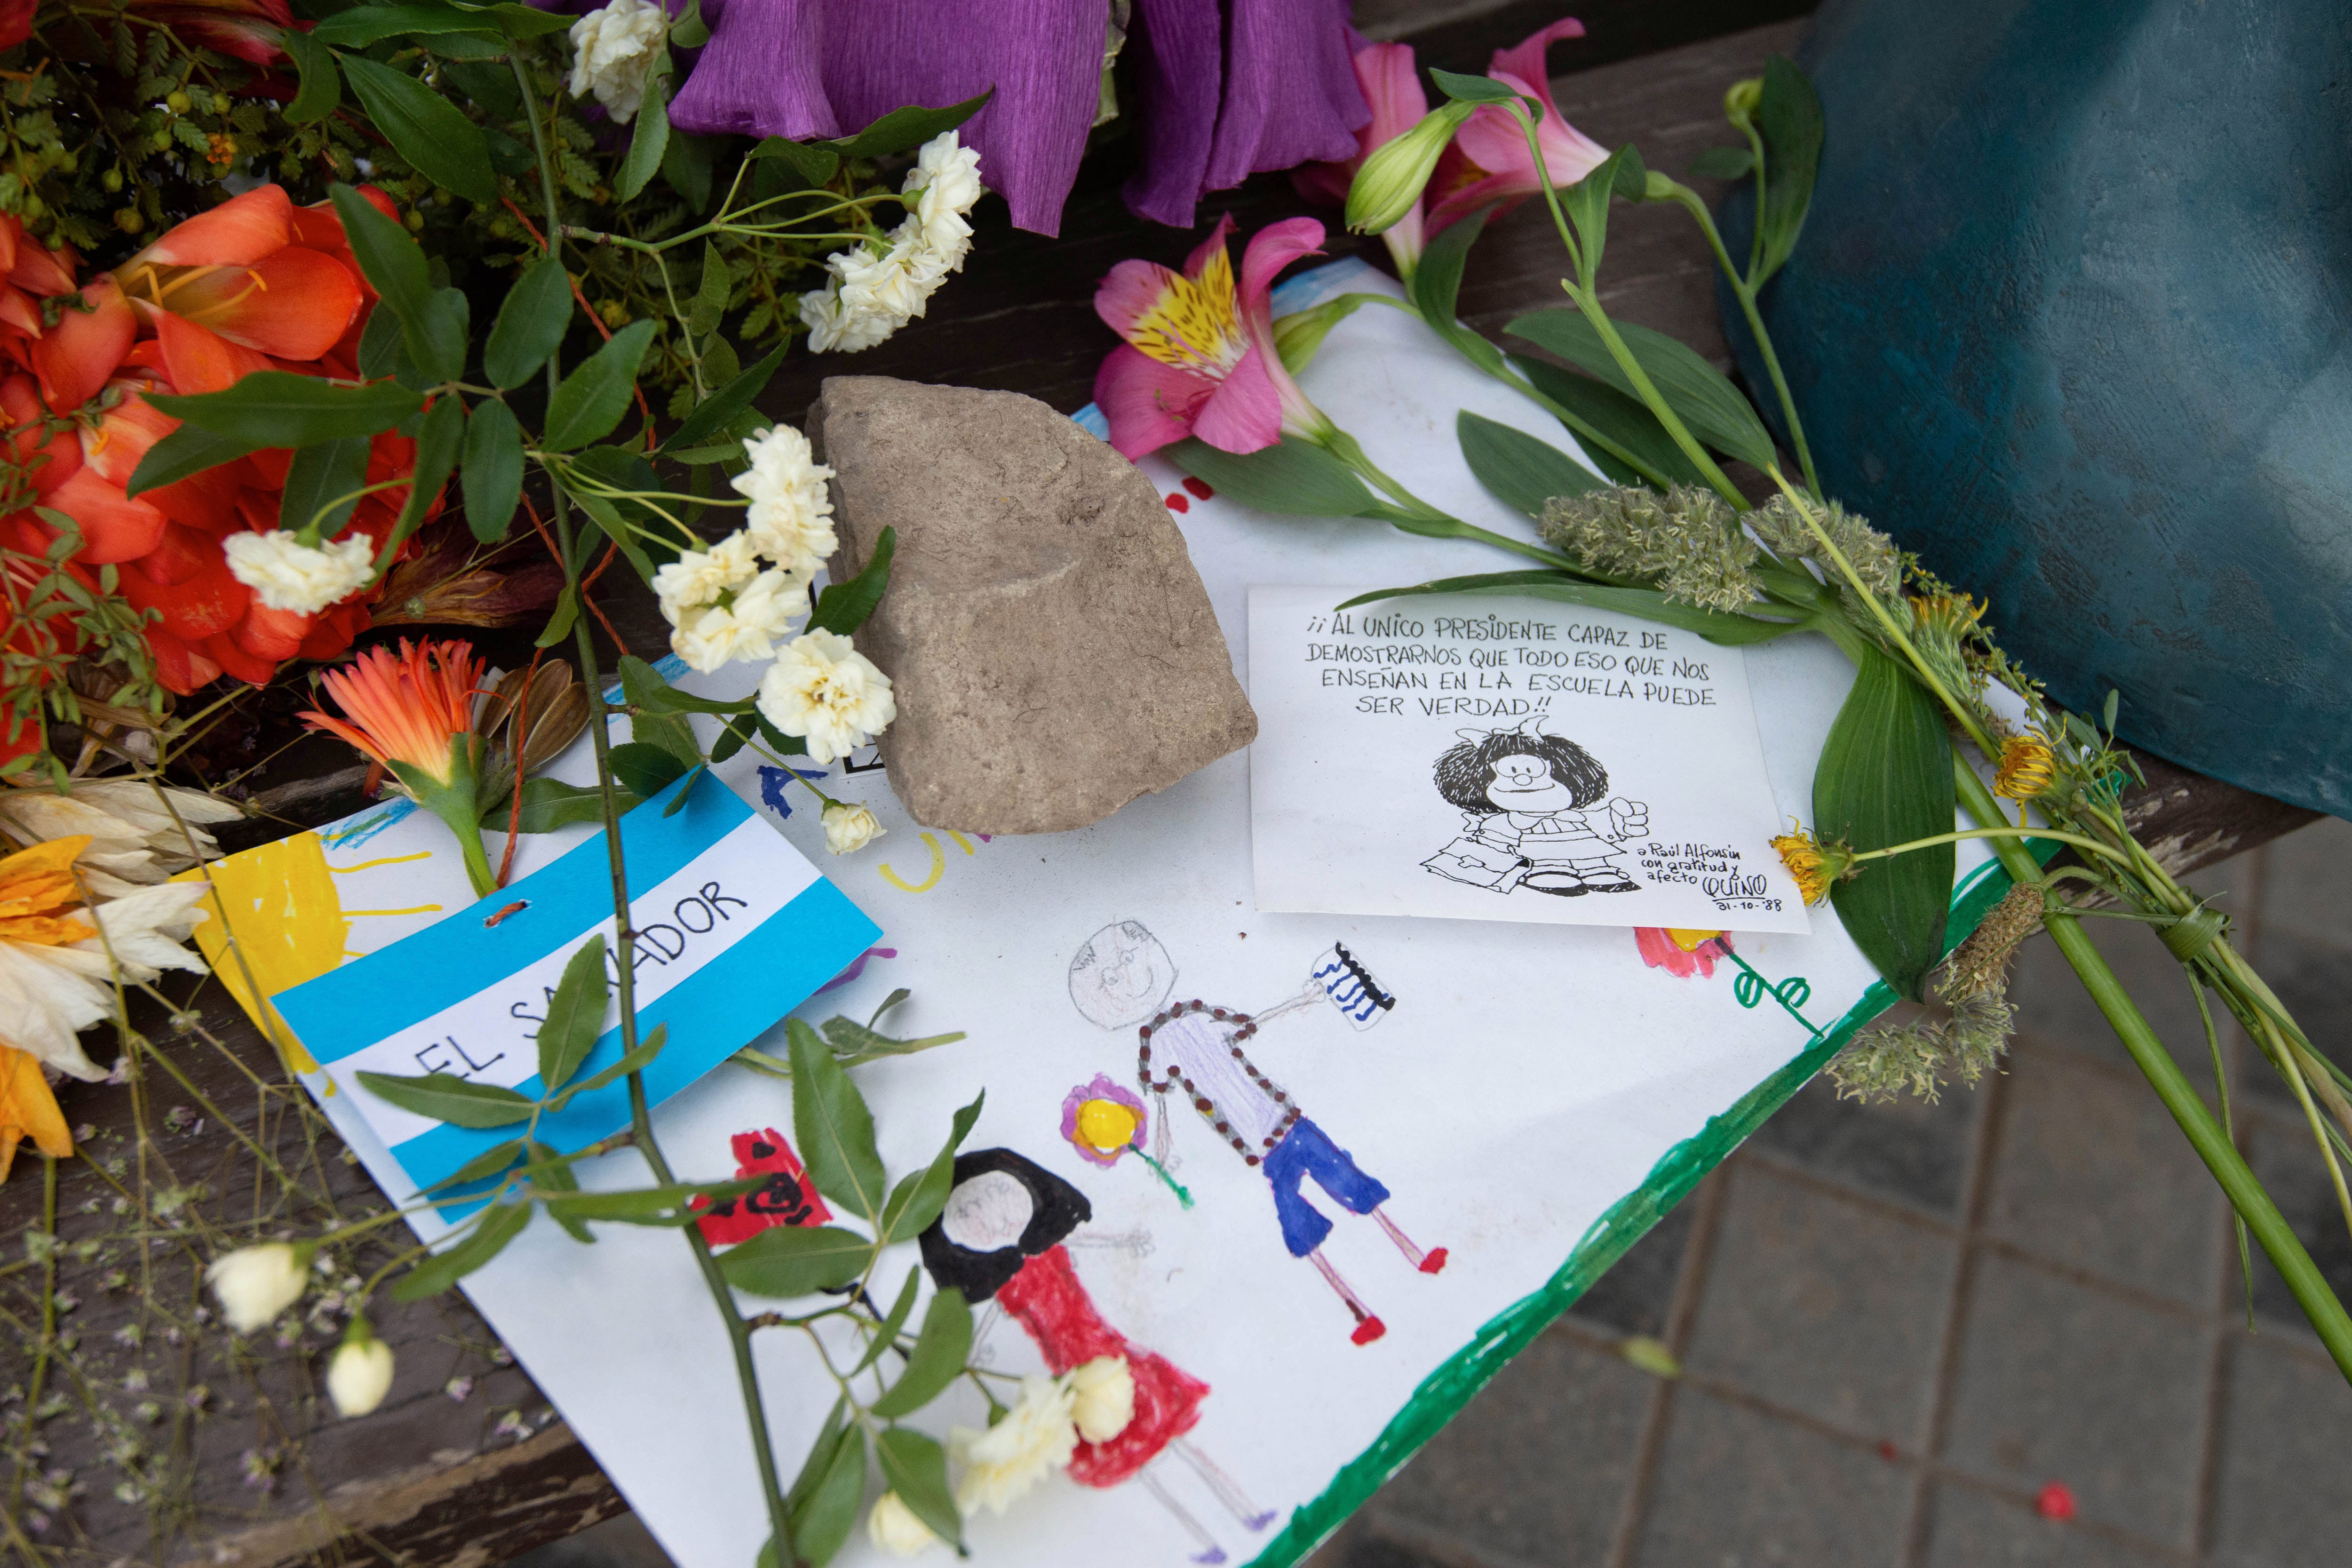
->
[0,1043,71,1183]
[0,836,92,1173]
[303,639,495,894]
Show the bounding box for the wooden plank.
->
[1,16,2311,1566]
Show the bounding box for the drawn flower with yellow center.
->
[1994,733,2057,801]
[1059,1074,1145,1168]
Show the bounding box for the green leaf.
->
[392,1197,530,1300]
[536,586,579,649]
[543,319,657,452]
[281,28,342,124]
[749,135,841,188]
[529,1137,594,1242]
[808,526,892,636]
[353,1070,536,1128]
[1165,437,1398,520]
[124,424,256,498]
[1610,143,1651,203]
[332,184,430,326]
[620,657,705,772]
[485,0,576,37]
[615,55,672,203]
[790,1422,867,1568]
[852,1266,923,1375]
[1505,310,1777,471]
[688,242,731,339]
[708,714,753,765]
[1456,411,1602,519]
[414,286,469,385]
[148,374,420,448]
[606,740,689,800]
[341,55,498,206]
[311,3,501,47]
[785,1400,850,1517]
[462,398,524,542]
[1561,146,1638,283]
[540,1180,750,1225]
[395,395,465,541]
[1408,203,1489,326]
[1428,67,1527,107]
[485,258,573,390]
[1754,56,1824,285]
[1337,571,1810,645]
[671,0,709,48]
[616,655,756,715]
[660,344,786,454]
[1814,646,1954,1001]
[418,1137,524,1195]
[536,934,610,1092]
[662,129,718,211]
[876,1089,982,1244]
[562,445,667,581]
[788,1017,887,1218]
[871,1288,971,1417]
[874,1428,962,1550]
[547,1023,667,1112]
[278,435,372,536]
[421,28,508,60]
[358,300,405,381]
[1689,144,1755,181]
[1510,356,1703,488]
[823,88,993,159]
[717,1223,873,1297]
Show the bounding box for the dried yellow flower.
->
[1770,823,1849,906]
[1994,733,2056,801]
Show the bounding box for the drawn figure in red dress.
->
[1069,922,1446,1346]
[919,1148,1276,1564]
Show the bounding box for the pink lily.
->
[1293,42,1430,275]
[1092,215,1335,460]
[1426,18,1610,235]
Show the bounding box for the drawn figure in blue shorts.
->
[1422,719,1651,897]
[1068,922,1441,1346]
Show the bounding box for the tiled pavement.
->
[1313,815,2352,1568]
[519,818,2352,1568]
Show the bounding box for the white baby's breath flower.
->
[1068,1354,1136,1443]
[952,1374,1078,1517]
[669,568,808,673]
[865,1491,940,1557]
[652,530,762,624]
[327,1323,394,1417]
[798,280,897,355]
[567,0,668,123]
[820,802,883,855]
[755,630,896,765]
[222,530,375,615]
[732,425,836,574]
[206,1244,307,1334]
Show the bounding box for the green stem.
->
[1316,428,1583,571]
[1953,759,2352,1382]
[511,51,797,1561]
[1661,179,1820,495]
[1851,823,2137,871]
[1566,282,1748,509]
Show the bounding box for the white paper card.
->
[1248,586,1812,932]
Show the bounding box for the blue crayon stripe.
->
[405,874,878,1217]
[281,772,743,1065]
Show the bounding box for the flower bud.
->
[205,1243,308,1334]
[1643,170,1676,202]
[821,802,884,855]
[1068,1355,1136,1443]
[1345,102,1475,235]
[1724,77,1763,125]
[327,1318,395,1418]
[866,1492,940,1558]
[166,89,191,115]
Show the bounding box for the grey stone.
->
[1629,1386,1910,1568]
[1749,1067,1982,1220]
[2239,1110,2352,1343]
[1982,1042,2223,1309]
[811,376,1256,834]
[1375,1328,1653,1568]
[1918,1483,2171,1568]
[1941,1252,2210,1546]
[2232,926,2352,1113]
[2253,814,2352,943]
[2210,1334,2352,1568]
[1681,1163,1956,1444]
[2009,920,2214,1080]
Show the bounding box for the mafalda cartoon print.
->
[1069,922,1438,1349]
[1423,719,1651,897]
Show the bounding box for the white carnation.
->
[652,530,761,624]
[206,1243,307,1334]
[952,1374,1078,1517]
[222,529,376,614]
[1068,1354,1136,1443]
[798,280,897,355]
[821,801,883,855]
[670,568,807,673]
[908,132,984,254]
[865,1492,940,1558]
[755,629,896,765]
[732,425,836,575]
[832,234,932,324]
[567,0,668,124]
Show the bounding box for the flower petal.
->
[1094,257,1186,341]
[31,278,136,411]
[174,245,362,361]
[1093,343,1213,459]
[44,467,166,564]
[1180,213,1238,282]
[127,184,293,269]
[1186,344,1283,454]
[1487,16,1586,108]
[146,308,274,395]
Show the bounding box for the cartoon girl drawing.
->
[1423,720,1651,897]
[920,1149,1275,1564]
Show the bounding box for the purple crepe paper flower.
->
[1060,1074,1148,1167]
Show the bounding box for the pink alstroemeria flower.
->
[1293,41,1430,273]
[1092,214,1333,460]
[1426,18,1610,235]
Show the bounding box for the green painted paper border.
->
[1249,851,2036,1567]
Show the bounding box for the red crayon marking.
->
[1182,476,1214,499]
[1164,492,1190,512]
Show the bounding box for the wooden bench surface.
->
[4,15,2313,1566]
